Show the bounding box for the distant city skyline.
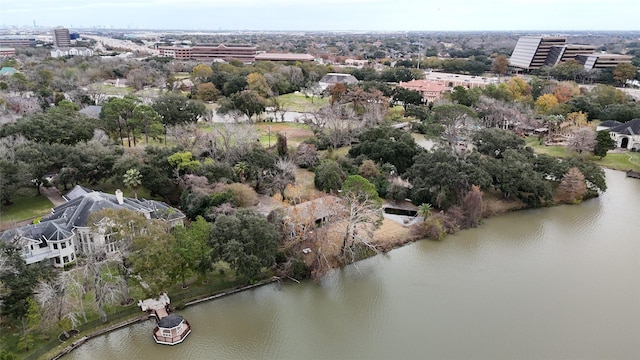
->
[1,0,639,31]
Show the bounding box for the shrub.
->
[228,182,258,207]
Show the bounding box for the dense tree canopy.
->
[1,104,97,145]
[209,209,280,281]
[152,92,206,126]
[406,150,491,209]
[472,128,525,158]
[593,130,616,158]
[314,159,346,193]
[349,126,420,174]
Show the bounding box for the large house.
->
[396,79,450,102]
[0,186,185,268]
[597,119,640,151]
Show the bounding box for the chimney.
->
[115,189,124,205]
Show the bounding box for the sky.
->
[1,0,639,31]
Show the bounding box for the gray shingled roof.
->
[157,314,185,329]
[598,120,622,129]
[609,119,640,136]
[47,188,184,228]
[0,219,72,246]
[63,185,93,201]
[1,186,184,246]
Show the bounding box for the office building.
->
[0,48,16,57]
[544,44,597,66]
[53,27,71,48]
[510,35,632,72]
[0,35,36,47]
[576,53,634,70]
[158,43,257,63]
[509,36,567,70]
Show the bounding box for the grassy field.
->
[277,92,329,112]
[525,137,572,157]
[594,151,640,171]
[525,136,640,172]
[254,122,314,147]
[0,188,53,224]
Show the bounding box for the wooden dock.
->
[626,170,640,179]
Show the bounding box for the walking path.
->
[40,185,66,207]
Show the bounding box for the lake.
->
[64,169,640,360]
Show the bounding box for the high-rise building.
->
[576,53,634,70]
[544,44,597,66]
[53,27,71,48]
[509,36,567,70]
[509,36,632,72]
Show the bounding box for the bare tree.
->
[362,102,386,127]
[211,123,258,163]
[308,103,360,149]
[476,96,537,130]
[340,192,384,262]
[0,96,40,124]
[294,143,320,169]
[34,273,80,335]
[167,123,209,153]
[432,104,476,147]
[568,127,596,154]
[79,247,124,322]
[269,158,297,198]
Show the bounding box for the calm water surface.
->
[66,169,640,360]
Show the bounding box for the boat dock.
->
[139,293,191,345]
[626,170,640,179]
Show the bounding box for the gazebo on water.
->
[154,314,191,345]
[139,293,191,345]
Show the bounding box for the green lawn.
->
[525,136,640,172]
[97,84,132,96]
[525,137,572,157]
[0,188,54,223]
[592,152,640,172]
[254,122,314,147]
[277,92,329,112]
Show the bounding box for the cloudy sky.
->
[1,0,638,31]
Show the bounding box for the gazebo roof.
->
[158,314,184,329]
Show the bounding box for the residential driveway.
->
[40,186,66,207]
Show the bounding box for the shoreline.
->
[43,194,575,359]
[33,170,621,359]
[45,277,280,360]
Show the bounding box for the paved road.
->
[40,185,66,207]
